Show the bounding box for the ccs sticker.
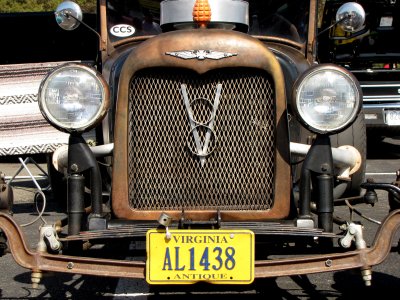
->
[110,24,135,37]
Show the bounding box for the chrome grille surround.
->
[128,68,275,211]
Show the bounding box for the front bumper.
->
[361,81,400,128]
[1,210,399,281]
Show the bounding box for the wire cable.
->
[345,199,381,225]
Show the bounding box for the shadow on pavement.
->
[367,136,400,160]
[332,270,400,298]
[10,270,400,299]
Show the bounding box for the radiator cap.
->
[160,0,249,32]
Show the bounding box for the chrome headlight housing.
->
[292,64,362,134]
[38,64,109,133]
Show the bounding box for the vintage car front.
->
[0,0,399,289]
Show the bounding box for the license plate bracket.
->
[146,229,254,285]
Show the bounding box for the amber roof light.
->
[192,0,212,28]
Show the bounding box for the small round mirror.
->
[55,1,83,31]
[336,2,365,33]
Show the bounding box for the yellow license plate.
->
[146,229,254,285]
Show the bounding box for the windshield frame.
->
[99,0,316,61]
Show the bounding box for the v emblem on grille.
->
[181,83,222,167]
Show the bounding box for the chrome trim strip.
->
[361,84,400,88]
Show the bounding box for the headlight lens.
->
[293,65,361,134]
[38,64,109,133]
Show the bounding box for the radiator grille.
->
[128,68,275,211]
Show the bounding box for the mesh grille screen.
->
[128,68,275,210]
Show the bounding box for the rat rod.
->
[0,0,400,289]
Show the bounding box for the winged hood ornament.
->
[165,50,237,60]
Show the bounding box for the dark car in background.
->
[318,0,400,140]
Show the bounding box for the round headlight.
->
[38,64,109,133]
[292,64,362,134]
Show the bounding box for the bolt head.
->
[325,259,333,267]
[67,262,74,269]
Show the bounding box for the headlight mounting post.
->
[297,134,334,239]
[292,63,362,239]
[67,133,106,239]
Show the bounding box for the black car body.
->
[318,0,400,138]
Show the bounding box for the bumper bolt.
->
[325,259,332,267]
[67,262,74,270]
[31,271,42,289]
[361,268,372,286]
